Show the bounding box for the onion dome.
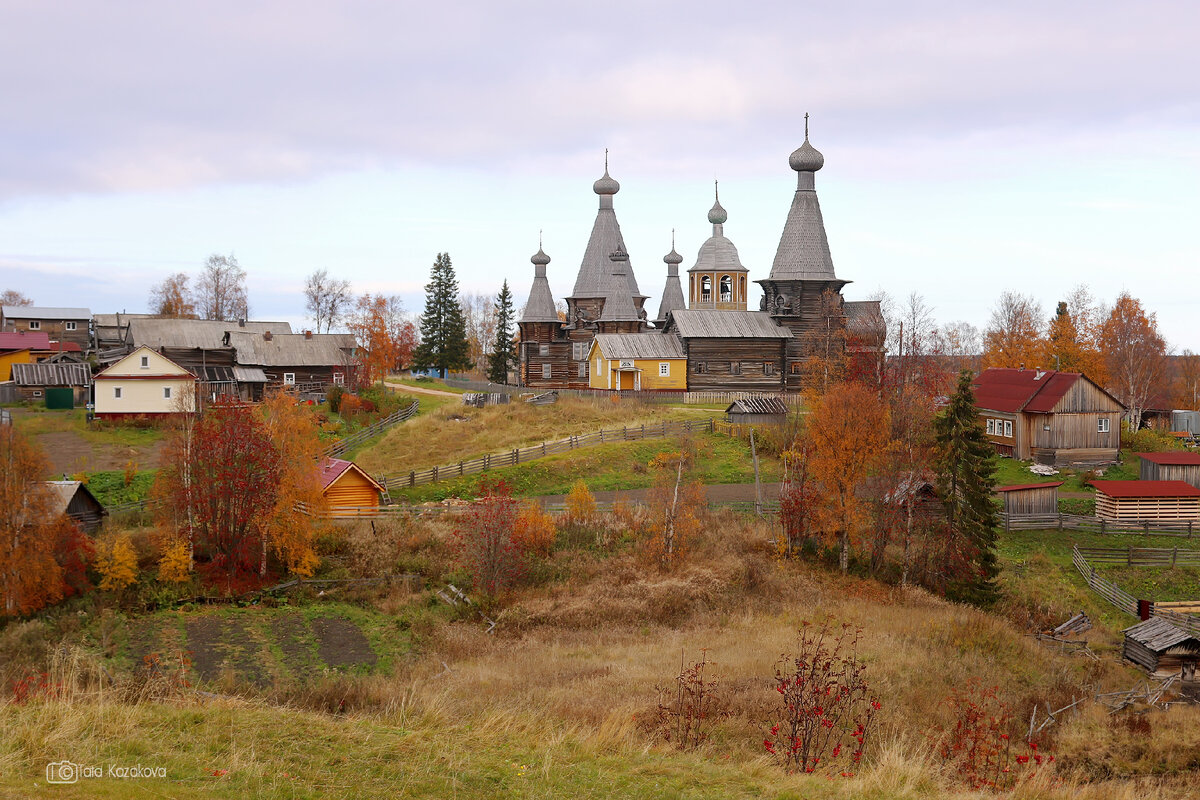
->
[531,246,551,266]
[593,168,620,196]
[663,246,683,266]
[708,198,727,225]
[789,138,824,172]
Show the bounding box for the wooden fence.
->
[322,401,419,459]
[441,377,797,406]
[379,417,716,490]
[1072,545,1200,638]
[1075,546,1200,568]
[306,494,782,519]
[1002,512,1200,538]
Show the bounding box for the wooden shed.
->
[1139,452,1200,489]
[725,396,789,426]
[10,361,92,405]
[320,458,386,517]
[1123,617,1200,677]
[43,480,106,534]
[1090,480,1200,523]
[996,482,1063,515]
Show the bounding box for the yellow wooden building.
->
[0,348,34,381]
[587,333,686,392]
[320,458,387,516]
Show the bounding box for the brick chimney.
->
[264,331,272,341]
[304,330,312,339]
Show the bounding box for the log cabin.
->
[320,458,386,516]
[43,481,106,534]
[1123,618,1200,677]
[0,306,91,352]
[971,368,1125,466]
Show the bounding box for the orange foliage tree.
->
[1045,286,1106,381]
[0,427,66,615]
[809,383,890,572]
[95,533,139,593]
[347,293,417,385]
[1101,292,1168,431]
[643,446,705,570]
[982,291,1044,369]
[261,390,325,577]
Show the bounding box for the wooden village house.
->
[971,368,1125,466]
[92,346,197,419]
[223,330,357,393]
[1090,480,1200,524]
[320,458,387,517]
[1139,452,1200,489]
[0,306,91,352]
[44,481,106,534]
[516,134,884,394]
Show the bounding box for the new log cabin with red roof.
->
[971,368,1125,466]
[320,458,386,517]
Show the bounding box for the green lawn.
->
[991,451,1140,493]
[11,408,164,448]
[390,431,777,502]
[84,470,157,506]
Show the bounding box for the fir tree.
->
[934,369,1000,605]
[487,280,516,384]
[414,252,472,378]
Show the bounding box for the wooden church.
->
[517,128,883,393]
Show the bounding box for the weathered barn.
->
[996,482,1063,515]
[1139,452,1200,489]
[1123,617,1200,676]
[320,458,386,516]
[725,396,789,426]
[1090,480,1200,523]
[44,481,106,534]
[224,330,357,392]
[9,361,92,405]
[972,368,1125,465]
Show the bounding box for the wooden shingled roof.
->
[726,396,789,415]
[1124,617,1200,653]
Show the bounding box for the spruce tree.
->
[487,280,516,385]
[414,252,472,378]
[934,369,1000,605]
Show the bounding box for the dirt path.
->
[384,381,460,398]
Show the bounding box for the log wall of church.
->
[684,339,786,392]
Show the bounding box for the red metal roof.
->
[319,457,385,493]
[0,331,52,351]
[971,368,1079,414]
[1089,480,1200,498]
[1138,452,1200,466]
[47,340,82,352]
[995,481,1064,493]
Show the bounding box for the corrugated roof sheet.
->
[1139,452,1200,466]
[667,309,792,339]
[233,366,268,383]
[0,331,52,350]
[10,362,91,386]
[1124,617,1200,652]
[128,318,293,350]
[226,331,356,367]
[726,396,789,415]
[594,333,684,360]
[972,368,1084,414]
[995,482,1064,493]
[1090,480,1200,498]
[2,305,91,319]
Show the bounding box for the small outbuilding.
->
[1139,452,1200,489]
[996,482,1063,515]
[725,396,789,426]
[44,480,106,534]
[1123,617,1200,677]
[9,361,92,406]
[1090,480,1200,523]
[320,458,387,517]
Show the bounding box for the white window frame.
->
[659,362,670,377]
[114,386,122,399]
[332,372,345,386]
[1003,420,1013,438]
[163,387,172,399]
[28,320,40,330]
[541,363,551,380]
[539,343,550,357]
[1098,417,1110,433]
[32,390,43,398]
[987,419,995,435]
[283,373,296,385]
[65,321,77,331]
[140,355,149,368]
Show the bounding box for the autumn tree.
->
[304,268,352,333]
[643,446,705,570]
[778,432,818,559]
[487,280,517,385]
[347,294,416,384]
[1,289,33,306]
[95,533,139,594]
[260,390,324,577]
[982,291,1044,369]
[460,291,497,374]
[800,288,847,395]
[196,253,249,321]
[934,371,1000,605]
[415,252,472,378]
[1174,350,1200,411]
[147,272,195,318]
[1044,295,1105,380]
[452,480,525,596]
[0,427,65,616]
[809,383,889,572]
[153,400,279,582]
[1101,292,1168,431]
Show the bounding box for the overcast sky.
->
[2,1,1198,349]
